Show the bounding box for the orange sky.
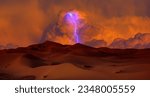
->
[0,0,150,48]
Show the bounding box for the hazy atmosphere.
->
[0,0,150,80]
[0,0,150,49]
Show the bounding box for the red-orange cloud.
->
[0,0,150,49]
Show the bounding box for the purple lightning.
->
[66,12,80,43]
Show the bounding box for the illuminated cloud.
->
[109,33,150,49]
[0,0,150,49]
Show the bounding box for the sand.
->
[0,41,150,80]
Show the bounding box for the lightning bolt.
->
[66,12,79,43]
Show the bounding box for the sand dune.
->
[0,41,150,80]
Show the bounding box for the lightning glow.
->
[66,12,80,43]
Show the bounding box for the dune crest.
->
[0,41,150,80]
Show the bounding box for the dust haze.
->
[0,0,150,48]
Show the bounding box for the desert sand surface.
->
[0,41,150,80]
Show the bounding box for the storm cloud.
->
[0,0,150,48]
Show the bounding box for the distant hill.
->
[0,41,150,80]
